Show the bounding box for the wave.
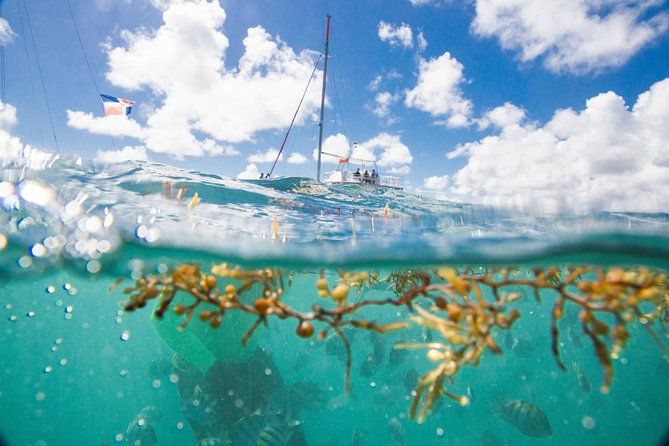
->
[2,154,669,268]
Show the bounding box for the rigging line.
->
[268,53,322,178]
[65,0,99,94]
[328,35,353,146]
[20,0,59,152]
[0,2,5,131]
[65,0,117,150]
[328,50,348,144]
[15,0,45,147]
[331,35,354,145]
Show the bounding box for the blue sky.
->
[1,0,669,210]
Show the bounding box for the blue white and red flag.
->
[100,94,135,116]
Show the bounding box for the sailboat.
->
[267,16,404,190]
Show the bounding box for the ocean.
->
[0,152,668,446]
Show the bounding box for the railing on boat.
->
[325,171,404,189]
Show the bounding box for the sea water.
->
[0,152,668,446]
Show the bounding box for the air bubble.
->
[65,306,74,314]
[87,260,102,274]
[115,433,124,442]
[169,374,179,384]
[43,366,53,374]
[582,416,596,430]
[45,285,56,294]
[26,311,35,318]
[436,428,444,437]
[35,392,45,402]
[18,256,32,268]
[120,331,130,341]
[31,244,47,257]
[152,379,162,389]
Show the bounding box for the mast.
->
[316,15,331,182]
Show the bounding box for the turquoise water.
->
[1,153,668,445]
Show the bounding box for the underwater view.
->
[0,154,668,445]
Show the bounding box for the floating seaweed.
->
[116,263,669,423]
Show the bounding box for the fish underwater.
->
[403,369,420,393]
[180,384,220,429]
[195,437,230,446]
[494,400,553,438]
[387,342,410,369]
[360,332,386,377]
[125,406,162,446]
[268,381,326,414]
[511,336,535,358]
[232,410,306,446]
[572,359,591,393]
[480,429,506,446]
[388,417,405,445]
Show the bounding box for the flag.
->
[338,157,349,164]
[100,94,135,116]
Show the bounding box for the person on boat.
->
[353,169,361,182]
[259,173,265,179]
[363,170,370,183]
[371,170,378,185]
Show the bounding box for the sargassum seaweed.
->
[115,263,669,423]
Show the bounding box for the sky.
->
[1,0,668,212]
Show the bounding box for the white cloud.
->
[247,148,281,163]
[449,77,669,213]
[405,52,472,127]
[389,165,411,175]
[0,101,18,130]
[476,102,526,130]
[287,152,307,164]
[95,146,149,163]
[66,111,145,139]
[314,132,413,170]
[372,91,400,118]
[472,0,669,74]
[0,102,56,171]
[424,174,449,190]
[0,18,15,45]
[70,0,322,158]
[378,21,414,48]
[409,0,445,5]
[237,163,261,180]
[356,133,413,167]
[312,133,351,164]
[417,31,428,52]
[368,75,383,92]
